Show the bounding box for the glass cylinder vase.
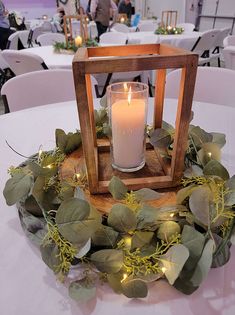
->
[107,82,148,172]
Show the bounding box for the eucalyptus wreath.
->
[3,103,235,302]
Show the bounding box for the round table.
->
[0,98,235,315]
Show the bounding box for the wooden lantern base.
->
[60,142,177,214]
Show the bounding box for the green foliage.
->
[53,39,98,53]
[90,249,124,273]
[155,26,184,35]
[69,278,97,302]
[3,171,34,206]
[3,120,235,302]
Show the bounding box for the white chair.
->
[1,69,74,113]
[176,23,195,33]
[37,33,65,46]
[28,26,43,47]
[111,23,130,33]
[210,27,231,66]
[6,31,30,50]
[99,32,127,46]
[165,67,235,107]
[0,50,11,88]
[222,47,235,70]
[138,23,156,32]
[223,35,235,47]
[1,50,48,76]
[191,29,221,66]
[41,21,55,32]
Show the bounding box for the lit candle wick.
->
[128,87,132,105]
[208,152,212,158]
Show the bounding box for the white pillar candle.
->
[111,98,146,169]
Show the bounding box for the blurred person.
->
[0,0,15,49]
[91,0,117,40]
[118,0,132,21]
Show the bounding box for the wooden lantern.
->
[72,44,198,194]
[161,10,178,28]
[63,14,89,48]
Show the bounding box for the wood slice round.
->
[60,149,177,214]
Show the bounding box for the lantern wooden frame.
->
[72,44,198,194]
[161,10,178,28]
[63,14,89,47]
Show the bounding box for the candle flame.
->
[123,82,128,92]
[128,86,132,105]
[208,152,212,158]
[75,173,81,180]
[170,213,174,218]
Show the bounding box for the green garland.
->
[3,105,235,302]
[53,39,98,53]
[155,26,184,35]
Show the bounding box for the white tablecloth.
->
[127,31,201,46]
[0,98,235,314]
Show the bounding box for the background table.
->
[1,99,235,315]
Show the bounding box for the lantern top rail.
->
[72,44,198,74]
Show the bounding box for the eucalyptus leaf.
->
[161,244,189,285]
[69,279,96,302]
[40,243,61,273]
[108,176,128,200]
[55,129,81,154]
[134,188,162,201]
[203,160,230,180]
[76,238,91,259]
[3,172,34,206]
[59,181,74,201]
[225,175,235,206]
[212,234,231,268]
[176,185,197,204]
[189,186,211,226]
[131,231,154,249]
[27,161,58,178]
[149,128,172,148]
[197,142,221,165]
[121,279,148,298]
[91,226,119,247]
[137,205,187,231]
[108,204,137,233]
[211,132,226,149]
[24,195,42,217]
[56,198,101,245]
[189,126,213,147]
[74,187,87,200]
[157,221,181,241]
[183,165,203,178]
[90,249,123,273]
[181,225,205,270]
[190,239,214,287]
[107,273,123,294]
[162,120,174,134]
[32,176,57,211]
[64,132,81,154]
[55,128,67,152]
